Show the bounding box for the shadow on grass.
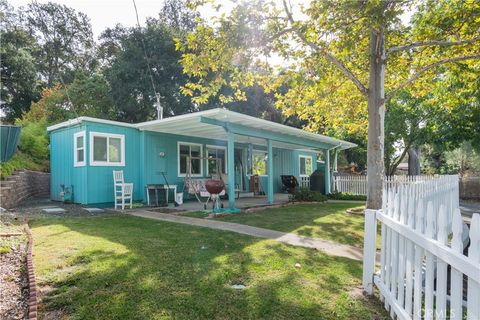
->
[217,203,367,247]
[31,215,387,320]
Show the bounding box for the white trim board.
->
[177,141,203,177]
[73,131,86,167]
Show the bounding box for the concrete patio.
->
[157,193,291,212]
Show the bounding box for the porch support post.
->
[333,148,338,192]
[267,139,273,204]
[324,149,331,194]
[333,149,338,172]
[227,131,236,209]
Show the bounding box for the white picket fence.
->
[363,175,480,320]
[334,175,454,196]
[334,175,368,195]
[300,176,310,188]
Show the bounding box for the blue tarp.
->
[0,125,21,163]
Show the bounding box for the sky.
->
[9,0,312,40]
[10,0,168,39]
[10,0,412,40]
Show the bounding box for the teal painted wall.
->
[49,124,88,203]
[50,122,320,204]
[83,122,142,204]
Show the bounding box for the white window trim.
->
[178,141,203,177]
[205,145,227,176]
[73,131,86,167]
[251,149,268,177]
[89,131,125,166]
[299,155,313,177]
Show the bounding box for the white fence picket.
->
[404,186,415,316]
[424,202,435,320]
[413,199,425,320]
[467,214,480,320]
[450,209,463,320]
[436,205,448,319]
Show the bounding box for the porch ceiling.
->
[136,108,356,151]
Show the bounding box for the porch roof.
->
[47,108,356,151]
[136,108,356,151]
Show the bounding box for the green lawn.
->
[31,215,387,319]
[211,203,369,247]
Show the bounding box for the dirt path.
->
[128,209,363,261]
[0,223,28,320]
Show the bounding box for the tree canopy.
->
[178,0,480,207]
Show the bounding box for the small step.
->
[83,207,104,214]
[238,192,255,198]
[42,207,66,214]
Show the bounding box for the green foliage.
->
[0,116,50,178]
[16,119,49,161]
[26,1,95,86]
[0,152,47,179]
[289,187,328,202]
[66,73,115,119]
[0,243,11,254]
[0,7,40,120]
[178,0,480,191]
[423,141,480,176]
[100,21,197,122]
[327,192,367,201]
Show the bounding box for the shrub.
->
[0,152,48,179]
[327,192,367,201]
[289,187,328,202]
[0,243,11,254]
[17,119,49,161]
[1,118,50,179]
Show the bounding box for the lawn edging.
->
[24,221,38,320]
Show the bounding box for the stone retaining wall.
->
[0,170,50,209]
[460,176,480,200]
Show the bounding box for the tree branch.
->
[282,0,368,97]
[388,140,412,175]
[386,36,480,54]
[386,53,480,100]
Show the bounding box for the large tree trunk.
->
[366,30,386,210]
[407,146,421,175]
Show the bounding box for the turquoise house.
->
[47,108,356,209]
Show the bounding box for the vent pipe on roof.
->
[155,93,163,120]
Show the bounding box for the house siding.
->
[50,122,320,205]
[49,124,88,203]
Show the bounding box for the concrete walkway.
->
[128,210,363,261]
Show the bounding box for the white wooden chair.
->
[113,170,133,210]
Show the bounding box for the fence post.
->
[363,208,377,295]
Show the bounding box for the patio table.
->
[145,184,177,206]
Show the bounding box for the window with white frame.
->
[299,155,313,176]
[252,150,267,175]
[178,142,202,176]
[90,132,125,166]
[73,131,86,167]
[206,146,226,176]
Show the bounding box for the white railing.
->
[300,176,310,188]
[334,175,367,195]
[334,175,454,196]
[363,175,480,320]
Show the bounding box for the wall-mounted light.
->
[159,151,166,158]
